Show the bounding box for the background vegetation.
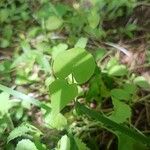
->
[0,0,150,149]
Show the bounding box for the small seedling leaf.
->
[49,79,78,114]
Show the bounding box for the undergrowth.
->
[0,0,150,150]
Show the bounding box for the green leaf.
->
[106,57,119,70]
[56,135,70,150]
[0,9,9,23]
[0,92,10,116]
[44,112,67,130]
[45,16,63,31]
[76,102,150,145]
[52,43,68,59]
[8,123,42,143]
[109,99,131,123]
[123,83,137,95]
[94,48,106,61]
[7,125,30,143]
[53,48,95,84]
[117,133,148,150]
[49,79,78,114]
[0,38,10,48]
[15,139,38,150]
[0,84,49,110]
[108,65,128,76]
[88,9,100,29]
[74,137,90,150]
[75,37,88,49]
[111,89,130,101]
[133,76,150,89]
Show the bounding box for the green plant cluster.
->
[0,0,150,150]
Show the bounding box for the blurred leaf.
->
[0,92,10,116]
[133,76,150,89]
[15,139,38,150]
[94,48,106,61]
[74,137,90,150]
[75,37,88,49]
[123,83,137,95]
[8,125,31,143]
[57,135,70,150]
[44,112,67,130]
[0,38,10,48]
[108,65,128,76]
[45,16,63,31]
[52,43,68,58]
[106,57,119,70]
[88,9,100,29]
[0,9,9,23]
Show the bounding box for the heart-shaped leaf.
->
[53,48,95,84]
[49,79,78,114]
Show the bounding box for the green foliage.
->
[133,76,150,89]
[53,47,95,84]
[15,139,38,150]
[117,133,148,150]
[108,65,128,76]
[109,98,131,123]
[45,16,63,31]
[56,135,70,150]
[7,123,42,143]
[44,112,67,130]
[0,92,10,116]
[111,89,130,101]
[0,0,150,149]
[49,79,78,114]
[7,125,30,143]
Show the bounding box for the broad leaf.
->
[53,48,95,84]
[108,65,128,76]
[15,139,38,150]
[111,89,130,101]
[123,83,137,95]
[49,79,78,114]
[109,98,131,123]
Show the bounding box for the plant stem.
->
[6,114,14,130]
